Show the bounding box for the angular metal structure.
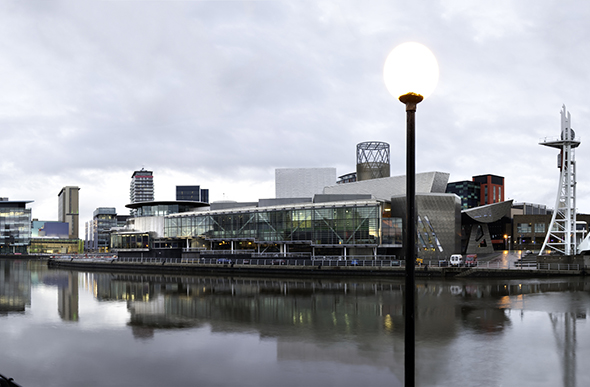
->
[539,106,581,256]
[390,193,461,260]
[462,200,513,255]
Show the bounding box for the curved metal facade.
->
[390,193,461,260]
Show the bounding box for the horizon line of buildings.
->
[1,141,588,257]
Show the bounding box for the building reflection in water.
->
[4,260,587,384]
[550,311,586,387]
[1,259,79,321]
[77,272,587,382]
[58,272,79,321]
[0,259,31,315]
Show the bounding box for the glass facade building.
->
[132,203,204,217]
[446,180,480,209]
[0,200,32,254]
[176,185,209,203]
[29,238,80,254]
[93,207,117,252]
[111,232,152,250]
[165,200,402,251]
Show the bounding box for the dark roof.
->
[125,200,209,209]
[0,200,34,208]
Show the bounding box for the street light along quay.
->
[383,42,439,387]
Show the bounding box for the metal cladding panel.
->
[357,162,390,181]
[391,193,461,260]
[324,171,450,201]
[463,200,513,224]
[275,168,337,199]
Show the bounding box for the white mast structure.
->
[539,106,580,256]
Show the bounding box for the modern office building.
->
[130,169,154,215]
[513,213,590,252]
[275,168,337,199]
[87,207,117,252]
[0,198,33,255]
[445,180,481,209]
[31,221,69,238]
[58,186,80,239]
[117,215,131,227]
[29,220,78,255]
[473,174,504,206]
[176,185,209,203]
[446,174,505,209]
[111,201,209,258]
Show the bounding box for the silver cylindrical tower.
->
[356,141,390,181]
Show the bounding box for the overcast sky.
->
[2,1,590,235]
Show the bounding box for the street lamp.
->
[383,42,438,387]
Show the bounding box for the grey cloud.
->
[1,0,590,227]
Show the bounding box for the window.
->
[517,223,532,233]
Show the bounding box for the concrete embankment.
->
[46,259,586,278]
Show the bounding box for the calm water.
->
[1,258,589,387]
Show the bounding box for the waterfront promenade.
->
[43,252,587,278]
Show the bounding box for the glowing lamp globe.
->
[383,42,439,103]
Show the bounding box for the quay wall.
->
[46,259,586,279]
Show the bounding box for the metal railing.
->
[113,256,404,267]
[536,262,581,271]
[199,250,256,255]
[50,255,585,271]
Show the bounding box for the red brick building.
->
[473,174,504,206]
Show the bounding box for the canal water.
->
[1,258,589,387]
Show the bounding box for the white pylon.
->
[539,106,580,256]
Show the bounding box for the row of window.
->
[0,209,32,245]
[111,233,150,249]
[516,223,546,233]
[164,204,402,246]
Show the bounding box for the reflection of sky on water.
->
[439,310,588,387]
[1,260,590,386]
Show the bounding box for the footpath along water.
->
[47,250,586,278]
[1,257,589,387]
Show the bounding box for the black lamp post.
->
[383,42,438,387]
